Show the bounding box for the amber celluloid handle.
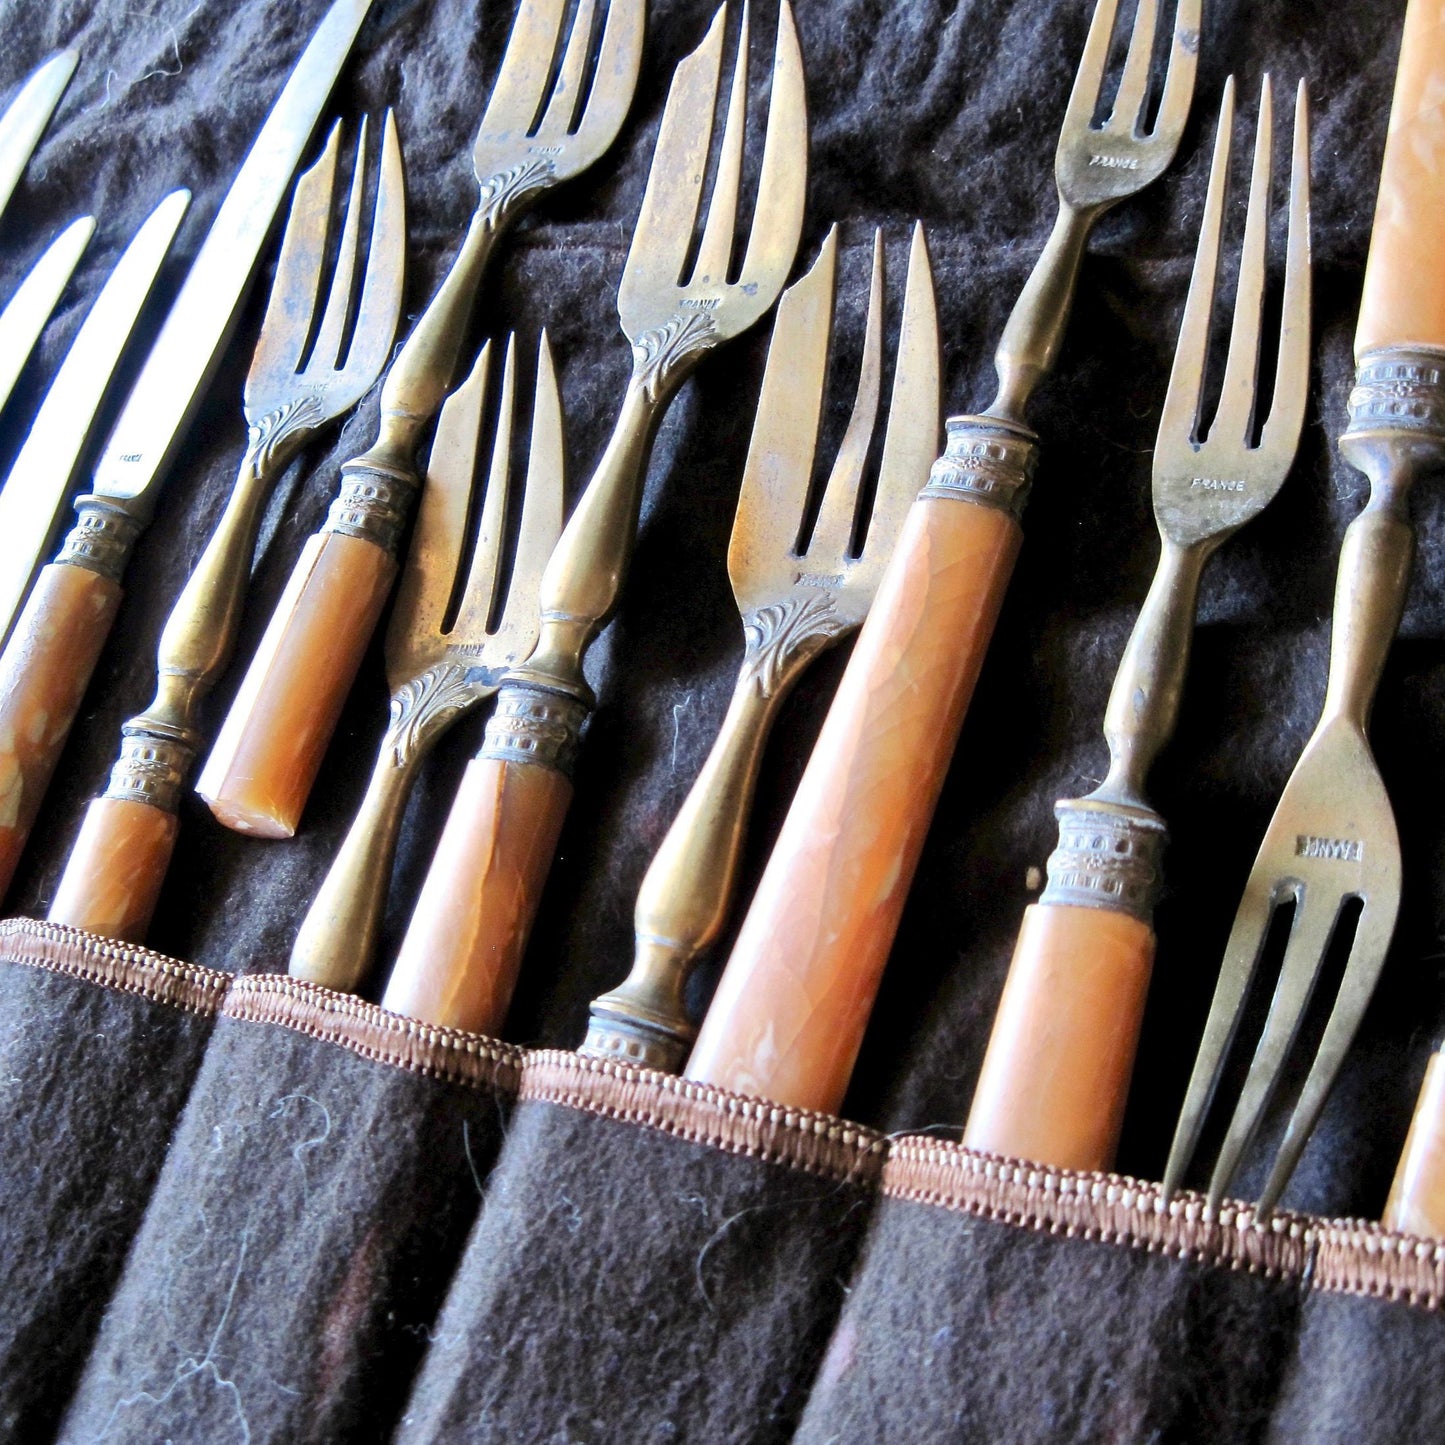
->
[1384,1049,1445,1239]
[48,795,178,942]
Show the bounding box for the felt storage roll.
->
[52,975,522,1445]
[394,1053,885,1445]
[0,920,227,1444]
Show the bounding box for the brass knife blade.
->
[0,215,93,418]
[90,0,375,515]
[0,190,190,648]
[0,50,78,225]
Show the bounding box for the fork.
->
[684,0,1199,1116]
[197,0,644,840]
[583,223,940,1072]
[47,117,406,945]
[963,78,1312,1175]
[380,1,808,1035]
[288,333,563,994]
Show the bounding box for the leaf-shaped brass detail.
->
[631,308,719,401]
[477,156,558,229]
[741,593,849,699]
[242,394,328,481]
[385,662,482,767]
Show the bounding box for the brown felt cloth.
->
[1,0,1444,1440]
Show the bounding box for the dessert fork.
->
[289,334,563,993]
[964,78,1311,1174]
[684,0,1200,1116]
[585,223,940,1071]
[381,1,808,1034]
[198,0,645,840]
[48,117,406,944]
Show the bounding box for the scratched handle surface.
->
[962,901,1156,1173]
[48,795,178,943]
[196,530,397,838]
[0,562,123,900]
[381,754,572,1034]
[684,496,1022,1114]
[1384,1049,1445,1239]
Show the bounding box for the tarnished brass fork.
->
[289,334,563,994]
[381,1,808,1035]
[198,0,644,840]
[48,117,406,944]
[584,223,940,1071]
[964,77,1312,1176]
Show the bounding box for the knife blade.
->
[0,189,189,649]
[0,49,79,225]
[0,215,93,418]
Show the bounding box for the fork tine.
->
[1205,891,1342,1212]
[735,1,808,298]
[1255,892,1400,1215]
[620,7,727,299]
[727,227,836,591]
[576,0,647,145]
[1161,871,1285,1202]
[1210,77,1274,446]
[341,110,407,384]
[452,335,518,641]
[691,2,751,287]
[479,0,570,140]
[1104,0,1158,137]
[384,343,491,675]
[858,221,940,560]
[1152,0,1204,146]
[806,230,884,563]
[535,0,598,139]
[1155,77,1235,451]
[494,331,566,650]
[246,120,340,388]
[1059,0,1121,142]
[1257,81,1313,466]
[307,115,368,374]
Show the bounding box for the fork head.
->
[1153,76,1311,551]
[1056,0,1202,210]
[728,223,940,641]
[244,111,405,431]
[472,0,645,190]
[1164,719,1401,1217]
[618,1,808,357]
[385,331,565,690]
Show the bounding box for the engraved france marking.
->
[1296,834,1363,862]
[1191,477,1247,492]
[120,453,143,463]
[1089,153,1140,170]
[795,570,844,588]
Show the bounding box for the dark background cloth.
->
[0,0,1430,1220]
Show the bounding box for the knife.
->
[0,216,93,418]
[0,49,79,225]
[0,190,190,653]
[0,0,375,902]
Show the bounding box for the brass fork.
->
[198,0,644,840]
[963,77,1312,1175]
[48,117,406,945]
[289,334,563,993]
[583,223,940,1071]
[381,1,808,1035]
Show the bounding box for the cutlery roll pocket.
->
[394,1052,886,1445]
[50,970,522,1445]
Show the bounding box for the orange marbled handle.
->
[963,902,1156,1173]
[0,562,123,900]
[48,796,178,942]
[196,530,397,839]
[684,496,1022,1114]
[381,754,572,1034]
[1384,1049,1445,1238]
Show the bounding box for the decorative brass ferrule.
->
[1340,347,1445,492]
[478,683,587,777]
[1038,799,1167,922]
[921,414,1038,520]
[56,494,144,583]
[102,727,194,812]
[323,457,418,554]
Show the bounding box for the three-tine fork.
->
[289,334,563,994]
[683,0,1200,1116]
[964,78,1312,1174]
[198,0,644,840]
[48,117,406,944]
[381,1,808,1035]
[584,223,940,1072]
